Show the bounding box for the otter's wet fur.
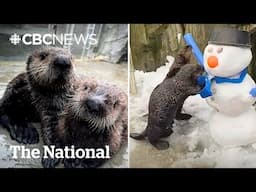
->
[27,47,76,168]
[0,73,39,144]
[166,45,194,120]
[130,64,203,150]
[0,47,76,168]
[142,46,194,120]
[56,78,127,168]
[165,45,192,80]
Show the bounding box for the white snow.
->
[129,56,256,168]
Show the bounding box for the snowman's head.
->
[203,44,252,77]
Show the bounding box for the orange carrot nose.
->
[207,56,218,68]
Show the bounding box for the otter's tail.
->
[130,129,147,140]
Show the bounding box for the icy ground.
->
[129,56,256,168]
[0,60,128,168]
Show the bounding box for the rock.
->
[94,24,128,63]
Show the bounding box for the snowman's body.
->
[203,43,256,147]
[208,74,255,116]
[209,107,256,147]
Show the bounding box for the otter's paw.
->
[81,159,105,168]
[9,123,39,144]
[63,158,82,168]
[41,157,60,168]
[153,140,169,150]
[175,113,192,120]
[0,115,11,129]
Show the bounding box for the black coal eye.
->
[39,52,48,60]
[84,86,88,90]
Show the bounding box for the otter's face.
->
[177,64,204,86]
[176,45,192,63]
[26,47,74,86]
[72,81,127,133]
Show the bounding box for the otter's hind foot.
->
[64,158,104,168]
[175,113,192,120]
[153,140,169,150]
[81,159,105,168]
[8,123,39,144]
[63,158,81,168]
[0,115,11,129]
[42,157,60,168]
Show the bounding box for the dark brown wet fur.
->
[140,46,194,123]
[0,73,40,144]
[130,64,203,150]
[166,45,194,120]
[26,47,76,168]
[165,45,192,80]
[0,47,76,168]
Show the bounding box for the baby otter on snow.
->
[130,64,203,150]
[142,45,194,120]
[56,78,128,168]
[165,45,193,80]
[165,45,194,120]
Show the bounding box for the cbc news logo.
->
[9,33,97,49]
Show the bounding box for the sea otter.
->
[164,45,192,80]
[0,47,76,168]
[27,47,76,168]
[130,64,203,150]
[56,78,128,168]
[165,45,194,120]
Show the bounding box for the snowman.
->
[200,28,256,147]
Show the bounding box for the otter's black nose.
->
[54,57,71,69]
[86,99,103,112]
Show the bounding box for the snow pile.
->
[130,56,256,168]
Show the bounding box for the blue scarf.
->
[200,68,248,98]
[214,68,247,84]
